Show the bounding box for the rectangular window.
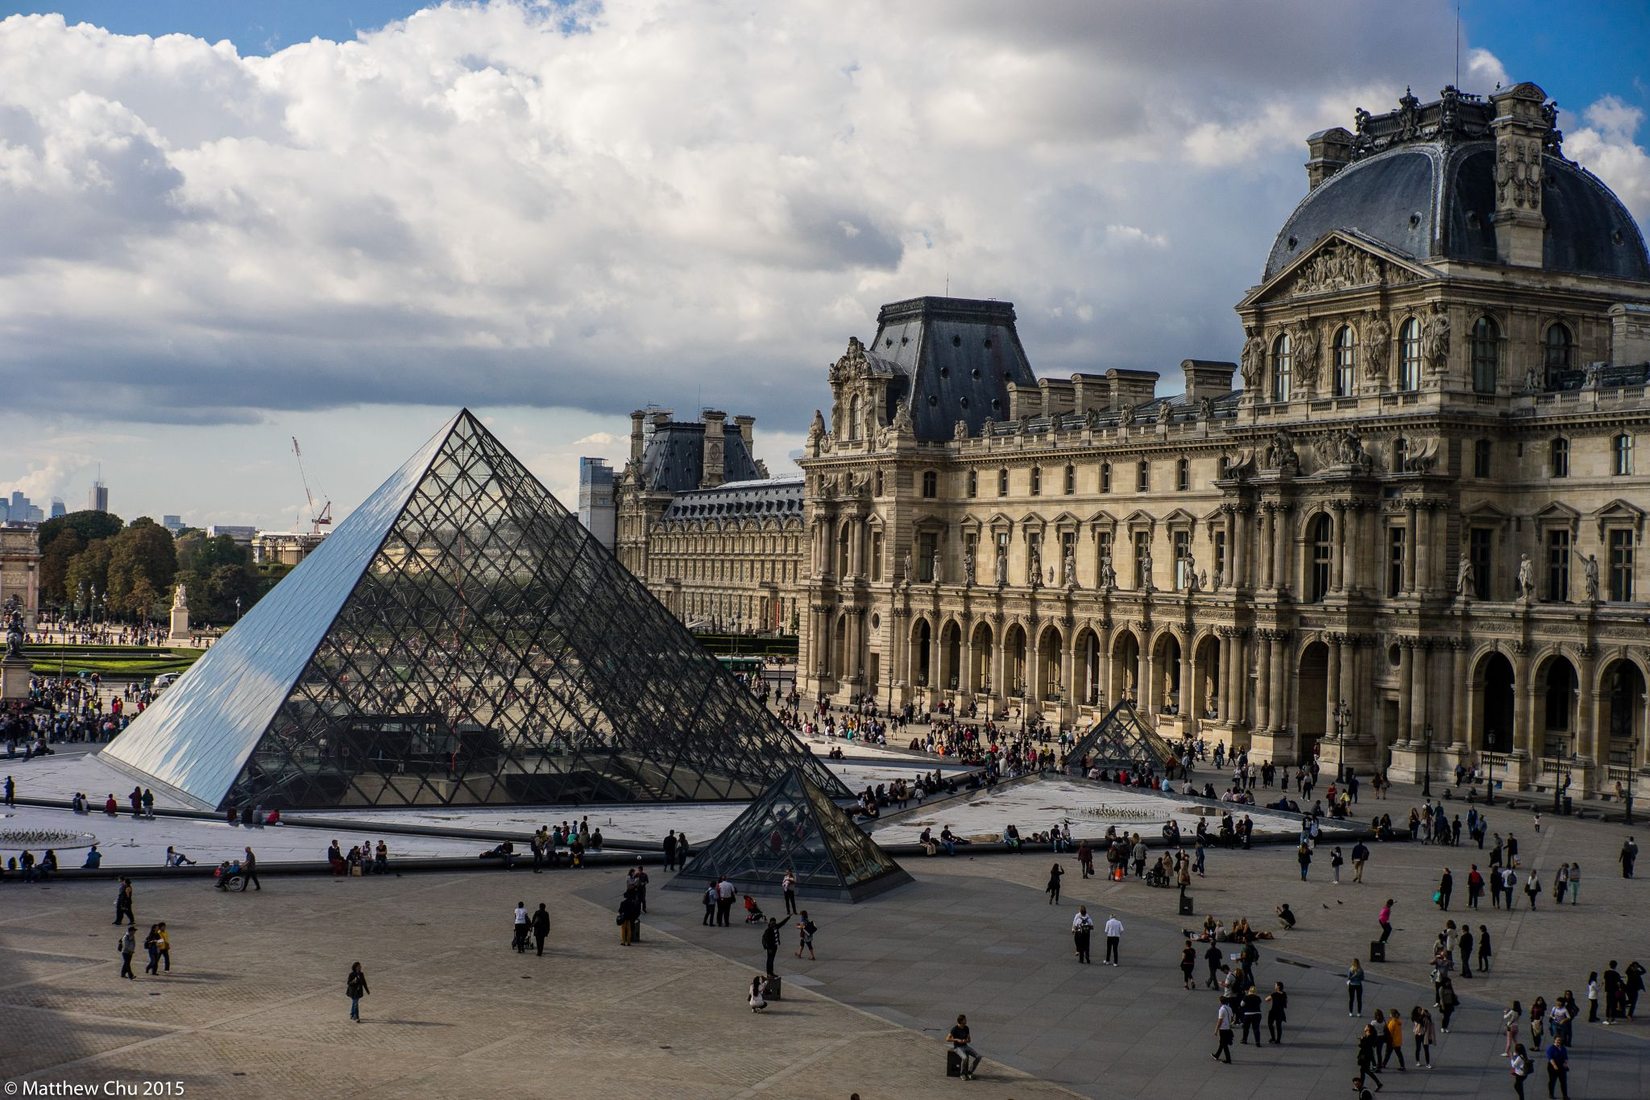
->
[1615,434,1634,476]
[1469,528,1493,600]
[966,470,978,498]
[1173,531,1191,589]
[1134,531,1151,589]
[1064,465,1076,495]
[1545,529,1570,602]
[1387,527,1406,597]
[1609,529,1634,602]
[1176,458,1190,492]
[1474,439,1492,479]
[1550,439,1569,478]
[1213,530,1227,584]
[1100,463,1112,493]
[1136,461,1149,492]
[917,532,937,582]
[921,470,937,498]
[998,468,1009,496]
[1029,467,1041,496]
[870,531,883,583]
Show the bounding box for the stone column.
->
[1255,632,1272,732]
[1577,646,1598,763]
[1062,630,1079,719]
[1396,639,1414,747]
[1403,503,1418,594]
[1179,630,1195,720]
[1231,509,1247,588]
[1260,506,1276,589]
[1327,636,1343,736]
[1273,505,1293,594]
[1416,505,1433,597]
[1027,630,1043,708]
[1513,643,1536,765]
[1270,633,1289,738]
[1410,640,1431,742]
[1450,641,1469,751]
[1332,502,1348,592]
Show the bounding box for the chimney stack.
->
[1305,127,1354,190]
[700,410,727,488]
[629,410,646,463]
[1490,82,1550,267]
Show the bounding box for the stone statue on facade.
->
[1240,327,1265,390]
[1184,553,1201,593]
[902,549,913,584]
[963,548,975,587]
[1099,552,1116,590]
[1425,305,1451,372]
[1455,555,1475,598]
[5,610,24,661]
[1118,401,1136,428]
[1141,548,1154,591]
[1028,543,1042,588]
[1064,547,1078,590]
[172,582,188,610]
[1577,551,1600,602]
[931,550,942,585]
[1517,553,1535,601]
[1156,401,1172,426]
[1264,429,1299,472]
[1292,325,1320,385]
[1211,566,1223,591]
[1363,313,1391,381]
[995,546,1008,588]
[1199,396,1217,422]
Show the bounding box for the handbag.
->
[1432,891,1441,903]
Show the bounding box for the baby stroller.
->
[742,895,767,923]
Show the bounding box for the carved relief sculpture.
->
[1362,313,1391,380]
[1425,305,1451,372]
[1240,328,1265,389]
[1292,325,1320,385]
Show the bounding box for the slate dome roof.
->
[1264,141,1649,284]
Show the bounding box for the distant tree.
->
[38,509,123,551]
[64,539,113,609]
[39,528,86,603]
[106,518,177,618]
[204,563,260,623]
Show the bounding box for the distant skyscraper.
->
[89,480,109,513]
[577,458,616,549]
[162,514,185,534]
[9,491,22,515]
[49,498,66,519]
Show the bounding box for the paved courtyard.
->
[2,790,1646,1099]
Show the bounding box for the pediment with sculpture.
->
[1242,233,1433,307]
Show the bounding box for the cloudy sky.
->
[0,0,1646,530]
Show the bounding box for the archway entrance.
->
[969,622,994,694]
[1478,653,1515,752]
[940,622,962,692]
[1151,633,1182,717]
[1193,635,1220,721]
[911,619,932,689]
[1004,624,1027,699]
[1601,659,1646,767]
[1539,656,1578,758]
[1038,626,1064,701]
[1075,628,1102,706]
[1297,641,1329,764]
[1111,631,1141,705]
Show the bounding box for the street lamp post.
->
[235,597,242,623]
[1551,732,1574,815]
[1627,737,1638,825]
[1485,751,1495,805]
[1422,721,1433,798]
[1333,699,1351,783]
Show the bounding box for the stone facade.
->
[620,83,1650,796]
[0,526,41,628]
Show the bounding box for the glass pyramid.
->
[1066,700,1178,775]
[103,410,849,811]
[670,766,911,902]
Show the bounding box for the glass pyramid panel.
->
[670,767,911,903]
[1065,700,1178,775]
[104,410,848,811]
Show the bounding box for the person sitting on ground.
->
[165,846,196,868]
[749,975,768,1012]
[1277,903,1297,930]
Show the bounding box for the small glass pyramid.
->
[671,766,911,902]
[1065,699,1178,774]
[104,410,848,811]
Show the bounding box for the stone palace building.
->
[617,82,1650,795]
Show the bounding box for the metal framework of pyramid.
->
[103,410,849,811]
[669,767,911,902]
[1066,700,1178,774]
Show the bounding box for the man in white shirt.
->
[1212,1001,1235,1063]
[1104,915,1125,965]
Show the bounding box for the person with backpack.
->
[1508,1042,1531,1098]
[795,910,818,960]
[346,962,369,1022]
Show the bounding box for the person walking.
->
[760,915,791,976]
[1352,840,1370,883]
[1544,1034,1569,1099]
[1438,975,1459,1032]
[1205,940,1224,989]
[3,774,13,806]
[1355,1024,1384,1092]
[1479,925,1493,973]
[1620,836,1637,879]
[1046,862,1065,904]
[1383,1008,1406,1070]
[1567,863,1580,904]
[117,926,136,980]
[1265,981,1288,1044]
[662,830,678,872]
[1077,839,1094,878]
[1602,961,1623,1024]
[947,1014,983,1080]
[1103,914,1124,966]
[1509,1042,1531,1099]
[1297,842,1312,881]
[531,903,550,956]
[1626,959,1645,1019]
[1525,869,1541,910]
[141,924,161,975]
[1437,867,1453,910]
[1331,846,1344,884]
[1460,925,1475,979]
[781,869,798,916]
[1347,959,1365,1017]
[702,881,717,927]
[1467,864,1485,908]
[112,878,136,927]
[1212,1000,1235,1063]
[1179,939,1198,989]
[153,923,171,973]
[1586,972,1600,1023]
[1239,986,1264,1047]
[1072,906,1094,964]
[1377,900,1394,944]
[512,902,530,952]
[240,847,261,891]
[346,962,369,1022]
[795,910,817,961]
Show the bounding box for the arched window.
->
[1176,457,1190,492]
[921,470,937,498]
[1064,464,1076,495]
[1471,316,1500,394]
[1398,318,1421,391]
[1100,462,1112,493]
[1333,325,1356,397]
[997,468,1009,496]
[1308,513,1333,602]
[1544,322,1573,387]
[966,470,978,498]
[1271,333,1292,402]
[1029,467,1042,496]
[846,395,861,441]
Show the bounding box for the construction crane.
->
[291,436,333,536]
